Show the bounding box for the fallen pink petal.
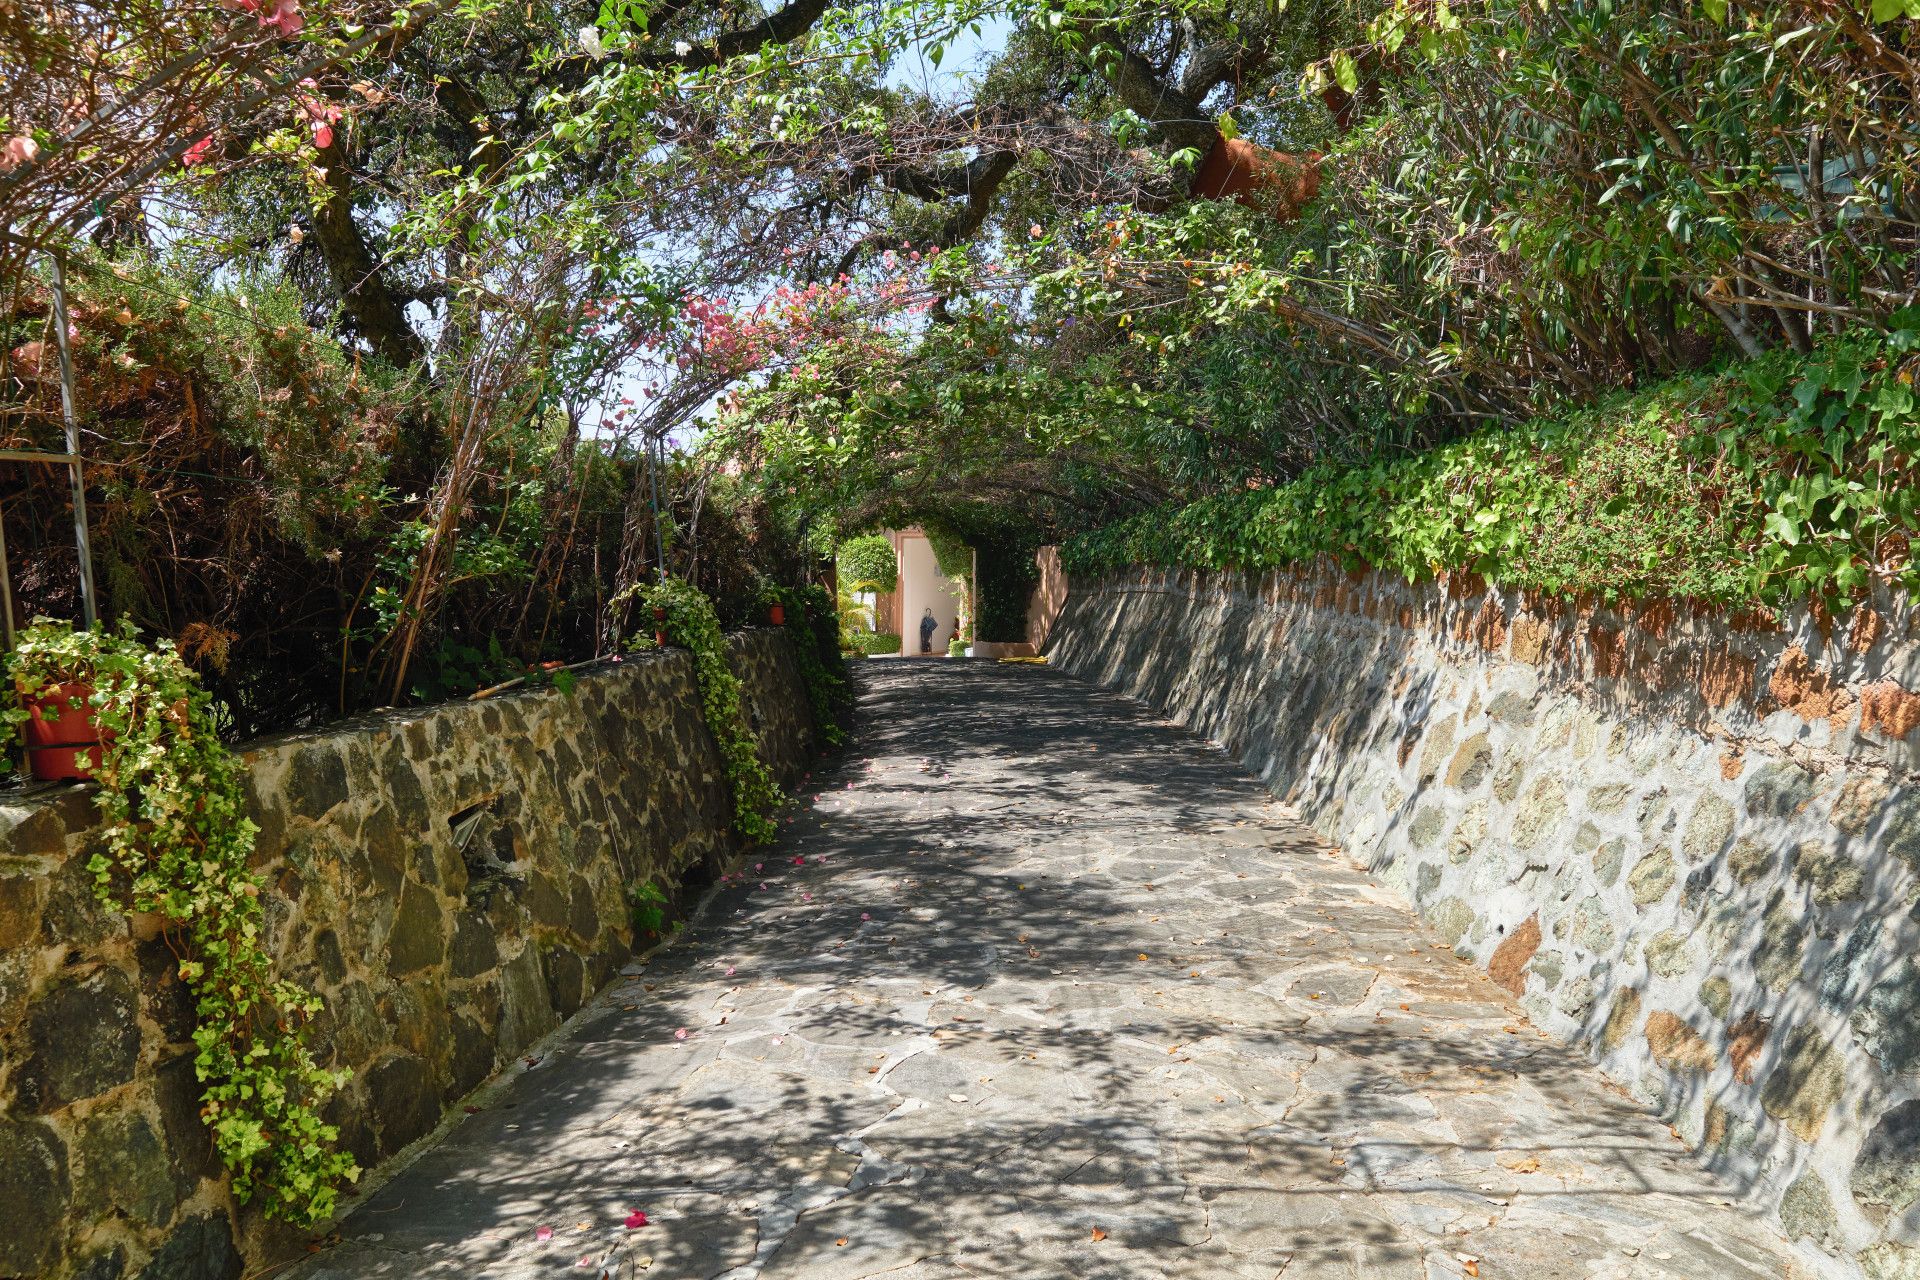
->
[535,1225,554,1242]
[673,1027,689,1040]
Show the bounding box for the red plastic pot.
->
[769,602,786,626]
[653,605,669,650]
[23,682,107,781]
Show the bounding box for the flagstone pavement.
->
[291,660,1817,1280]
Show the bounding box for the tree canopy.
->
[5,0,1920,718]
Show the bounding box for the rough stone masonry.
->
[0,630,818,1280]
[1050,562,1920,1280]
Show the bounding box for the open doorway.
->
[898,533,963,656]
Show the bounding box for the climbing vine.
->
[778,585,851,748]
[626,579,784,842]
[2,621,355,1224]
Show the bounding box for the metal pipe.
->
[0,495,13,650]
[47,254,99,629]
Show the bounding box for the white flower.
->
[674,39,693,56]
[577,25,607,61]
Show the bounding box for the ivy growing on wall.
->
[3,621,356,1224]
[627,578,784,841]
[779,584,851,747]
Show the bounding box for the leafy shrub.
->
[849,631,902,656]
[837,534,898,593]
[1065,333,1920,612]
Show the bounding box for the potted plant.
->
[752,576,787,626]
[5,624,116,780]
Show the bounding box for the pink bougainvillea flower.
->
[673,1027,689,1040]
[725,966,736,976]
[792,856,804,865]
[754,863,763,872]
[861,913,871,921]
[1,135,39,170]
[535,1225,555,1242]
[259,0,304,36]
[181,136,216,167]
[624,1210,649,1229]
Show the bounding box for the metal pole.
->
[0,496,14,650]
[646,430,668,582]
[47,254,98,629]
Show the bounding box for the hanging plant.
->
[3,620,356,1224]
[620,579,783,841]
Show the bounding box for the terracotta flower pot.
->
[653,605,669,650]
[769,602,786,626]
[23,681,108,781]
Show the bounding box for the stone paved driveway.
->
[293,661,1814,1280]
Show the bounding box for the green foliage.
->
[629,880,676,936]
[971,526,1041,644]
[625,578,783,841]
[836,535,898,594]
[1065,334,1920,612]
[849,632,903,657]
[777,585,852,747]
[1,621,355,1223]
[925,526,974,581]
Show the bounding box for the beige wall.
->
[898,531,963,654]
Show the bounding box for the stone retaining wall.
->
[0,629,819,1280]
[1050,564,1920,1280]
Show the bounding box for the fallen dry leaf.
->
[1090,1227,1108,1242]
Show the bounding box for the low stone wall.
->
[0,629,818,1280]
[1051,564,1920,1280]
